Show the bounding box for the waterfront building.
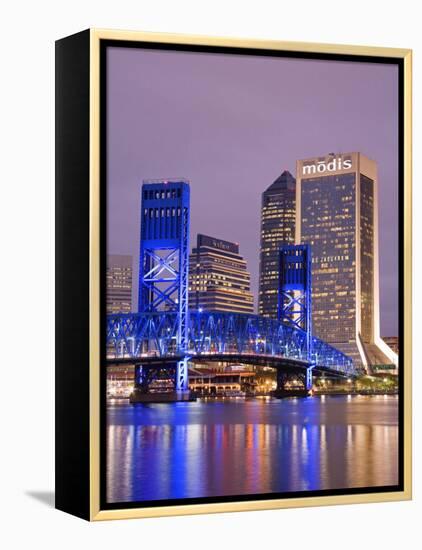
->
[382,336,399,354]
[188,367,256,396]
[296,152,397,370]
[106,365,258,399]
[107,365,135,399]
[106,254,133,314]
[258,170,296,318]
[189,234,254,313]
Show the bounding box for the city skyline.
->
[106,46,399,335]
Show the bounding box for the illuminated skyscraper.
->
[296,152,397,369]
[189,234,254,313]
[259,170,296,318]
[106,254,133,314]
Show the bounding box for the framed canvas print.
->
[55,29,412,521]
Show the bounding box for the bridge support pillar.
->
[133,364,148,394]
[305,366,313,392]
[273,369,312,398]
[276,371,288,394]
[129,361,195,403]
[175,357,191,400]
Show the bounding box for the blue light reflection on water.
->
[106,395,398,503]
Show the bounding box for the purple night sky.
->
[106,46,399,336]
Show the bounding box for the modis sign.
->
[302,157,353,176]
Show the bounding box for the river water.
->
[106,395,398,504]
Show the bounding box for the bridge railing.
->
[106,310,355,375]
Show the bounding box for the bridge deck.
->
[106,310,355,377]
[106,352,351,379]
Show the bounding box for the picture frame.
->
[55,28,412,521]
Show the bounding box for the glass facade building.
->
[189,234,254,314]
[296,153,397,370]
[258,170,296,318]
[106,254,133,314]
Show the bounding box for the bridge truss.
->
[278,244,313,389]
[106,310,355,377]
[137,180,190,395]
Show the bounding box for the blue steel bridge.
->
[106,179,355,401]
[106,310,355,390]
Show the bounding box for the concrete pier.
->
[129,390,196,404]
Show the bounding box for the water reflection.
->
[106,395,398,503]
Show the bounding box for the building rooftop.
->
[264,170,296,193]
[195,233,240,255]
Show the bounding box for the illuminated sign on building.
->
[197,234,239,254]
[296,151,398,370]
[302,156,352,176]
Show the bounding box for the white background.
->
[0,1,420,548]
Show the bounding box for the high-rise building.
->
[189,234,254,314]
[296,152,397,369]
[106,254,133,314]
[258,170,296,318]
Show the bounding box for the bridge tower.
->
[277,244,314,393]
[133,179,191,401]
